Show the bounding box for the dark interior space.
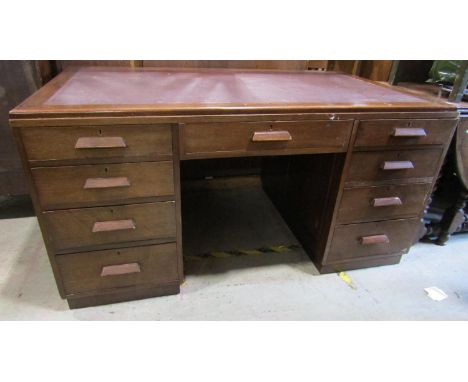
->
[180,154,345,274]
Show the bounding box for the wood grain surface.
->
[43,202,176,253]
[32,161,174,209]
[56,243,179,295]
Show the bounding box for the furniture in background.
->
[54,60,394,79]
[10,67,455,308]
[0,61,52,197]
[435,113,468,244]
[389,61,435,87]
[447,62,468,103]
[390,60,468,103]
[392,61,468,243]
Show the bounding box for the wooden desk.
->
[10,67,458,308]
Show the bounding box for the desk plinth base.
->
[316,254,403,274]
[67,283,180,309]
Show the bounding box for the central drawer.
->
[32,161,174,210]
[56,243,179,296]
[181,120,353,158]
[43,201,176,253]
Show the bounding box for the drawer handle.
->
[252,130,292,142]
[92,219,136,233]
[372,197,402,207]
[392,128,427,137]
[381,161,414,170]
[75,137,127,149]
[84,177,131,189]
[101,263,141,277]
[360,234,390,245]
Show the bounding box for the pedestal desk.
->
[10,67,458,308]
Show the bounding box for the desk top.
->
[11,67,455,119]
[396,82,468,114]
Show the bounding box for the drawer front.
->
[43,202,176,253]
[337,183,432,224]
[32,161,174,210]
[56,243,179,296]
[328,218,419,262]
[182,120,353,158]
[347,148,443,184]
[21,124,172,164]
[355,119,456,148]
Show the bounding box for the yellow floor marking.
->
[184,244,300,260]
[239,249,263,256]
[339,271,357,290]
[270,245,291,253]
[184,255,203,261]
[210,251,231,258]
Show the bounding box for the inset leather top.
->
[11,67,455,118]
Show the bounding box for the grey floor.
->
[1,188,468,320]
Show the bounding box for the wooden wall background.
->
[0,60,393,197]
[54,60,393,81]
[0,61,45,196]
[56,60,329,71]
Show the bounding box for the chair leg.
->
[436,190,468,245]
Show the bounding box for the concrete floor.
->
[1,189,468,320]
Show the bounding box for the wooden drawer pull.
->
[84,177,130,189]
[381,161,414,170]
[392,128,427,137]
[252,130,292,142]
[372,197,402,207]
[92,219,136,233]
[101,262,141,277]
[75,136,127,149]
[360,234,390,245]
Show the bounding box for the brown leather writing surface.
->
[45,69,425,106]
[11,67,453,119]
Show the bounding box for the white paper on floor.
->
[424,286,448,301]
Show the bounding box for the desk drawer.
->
[346,148,443,185]
[21,124,173,164]
[328,218,419,262]
[32,161,174,210]
[182,120,353,158]
[337,183,432,224]
[56,243,179,296]
[43,202,176,253]
[354,119,456,148]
